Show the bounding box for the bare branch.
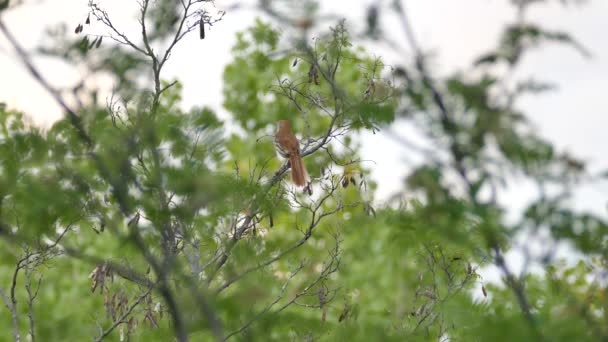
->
[89,2,148,55]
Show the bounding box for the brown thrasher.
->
[274,120,309,187]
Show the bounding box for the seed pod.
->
[292,58,298,67]
[89,37,98,49]
[366,5,378,36]
[308,64,319,85]
[318,287,325,307]
[393,67,408,78]
[199,19,205,39]
[86,14,90,25]
[96,36,103,48]
[295,18,313,30]
[308,65,314,83]
[342,176,349,188]
[482,285,487,297]
[128,212,140,229]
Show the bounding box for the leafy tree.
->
[0,0,606,341]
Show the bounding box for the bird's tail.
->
[289,153,309,187]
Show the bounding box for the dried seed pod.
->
[292,58,298,67]
[295,18,313,30]
[365,203,376,217]
[86,14,90,25]
[128,212,140,229]
[74,23,83,34]
[308,64,319,85]
[308,65,314,83]
[88,37,98,49]
[393,66,408,78]
[127,317,136,334]
[366,5,378,36]
[318,287,325,307]
[95,36,103,48]
[318,287,327,323]
[350,176,356,186]
[199,19,205,39]
[342,176,349,188]
[482,285,487,297]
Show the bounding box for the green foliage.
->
[475,23,589,66]
[0,0,605,341]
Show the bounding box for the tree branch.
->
[394,1,540,337]
[0,284,20,342]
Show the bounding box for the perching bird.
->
[274,120,309,187]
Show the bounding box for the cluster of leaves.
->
[1,1,380,340]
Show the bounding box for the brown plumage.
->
[274,120,309,187]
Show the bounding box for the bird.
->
[274,120,309,187]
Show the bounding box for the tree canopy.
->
[0,0,606,341]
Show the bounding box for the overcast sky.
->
[1,0,606,219]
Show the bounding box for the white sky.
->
[1,0,606,217]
